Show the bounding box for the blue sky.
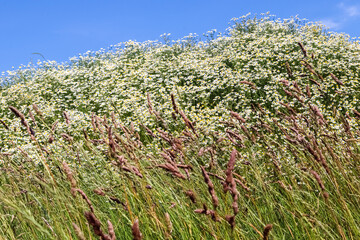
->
[0,0,359,74]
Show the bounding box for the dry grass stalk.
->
[298,42,307,57]
[115,155,127,166]
[198,147,205,156]
[170,93,179,114]
[110,111,118,128]
[284,89,293,97]
[107,220,116,240]
[241,124,255,140]
[113,155,143,178]
[310,170,329,199]
[226,130,244,143]
[132,218,142,240]
[165,212,172,239]
[310,170,325,190]
[279,102,297,116]
[156,163,187,179]
[233,173,250,192]
[62,161,77,190]
[119,124,131,140]
[176,164,192,170]
[207,172,225,182]
[303,141,323,163]
[310,104,326,125]
[239,80,257,89]
[84,211,111,240]
[224,150,240,215]
[51,120,59,131]
[61,133,73,142]
[226,133,243,148]
[83,129,89,141]
[103,115,109,129]
[9,106,35,140]
[302,61,324,81]
[330,73,344,85]
[179,110,198,137]
[108,196,128,211]
[158,129,172,144]
[171,137,183,153]
[95,116,104,134]
[340,115,351,134]
[29,110,38,127]
[161,151,174,164]
[0,119,9,130]
[309,78,321,87]
[73,189,95,213]
[185,190,197,203]
[259,120,273,132]
[147,93,153,114]
[353,109,360,119]
[63,111,70,125]
[293,81,302,94]
[285,62,292,78]
[311,138,331,174]
[32,103,42,116]
[72,223,86,240]
[48,135,55,143]
[141,124,156,138]
[131,166,143,178]
[182,129,195,140]
[306,85,311,98]
[94,188,106,196]
[275,180,292,191]
[113,132,134,154]
[225,215,236,229]
[194,204,219,222]
[153,110,169,129]
[302,61,316,74]
[294,93,305,105]
[280,79,290,86]
[200,166,219,209]
[91,112,97,132]
[263,224,273,240]
[108,126,117,156]
[225,150,237,180]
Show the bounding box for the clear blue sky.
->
[1,0,359,74]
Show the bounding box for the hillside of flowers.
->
[0,14,360,239]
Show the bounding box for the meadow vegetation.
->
[0,14,360,239]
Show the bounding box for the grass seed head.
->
[132,218,142,240]
[107,220,116,240]
[263,224,273,240]
[84,211,111,240]
[72,223,86,240]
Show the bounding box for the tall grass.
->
[0,14,360,239]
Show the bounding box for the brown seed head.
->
[165,212,172,235]
[200,166,219,208]
[63,111,70,125]
[170,93,179,114]
[84,211,111,240]
[298,42,307,57]
[107,220,116,240]
[147,93,153,114]
[62,161,77,189]
[185,190,197,203]
[263,224,273,240]
[132,218,142,240]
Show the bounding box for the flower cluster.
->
[0,14,359,155]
